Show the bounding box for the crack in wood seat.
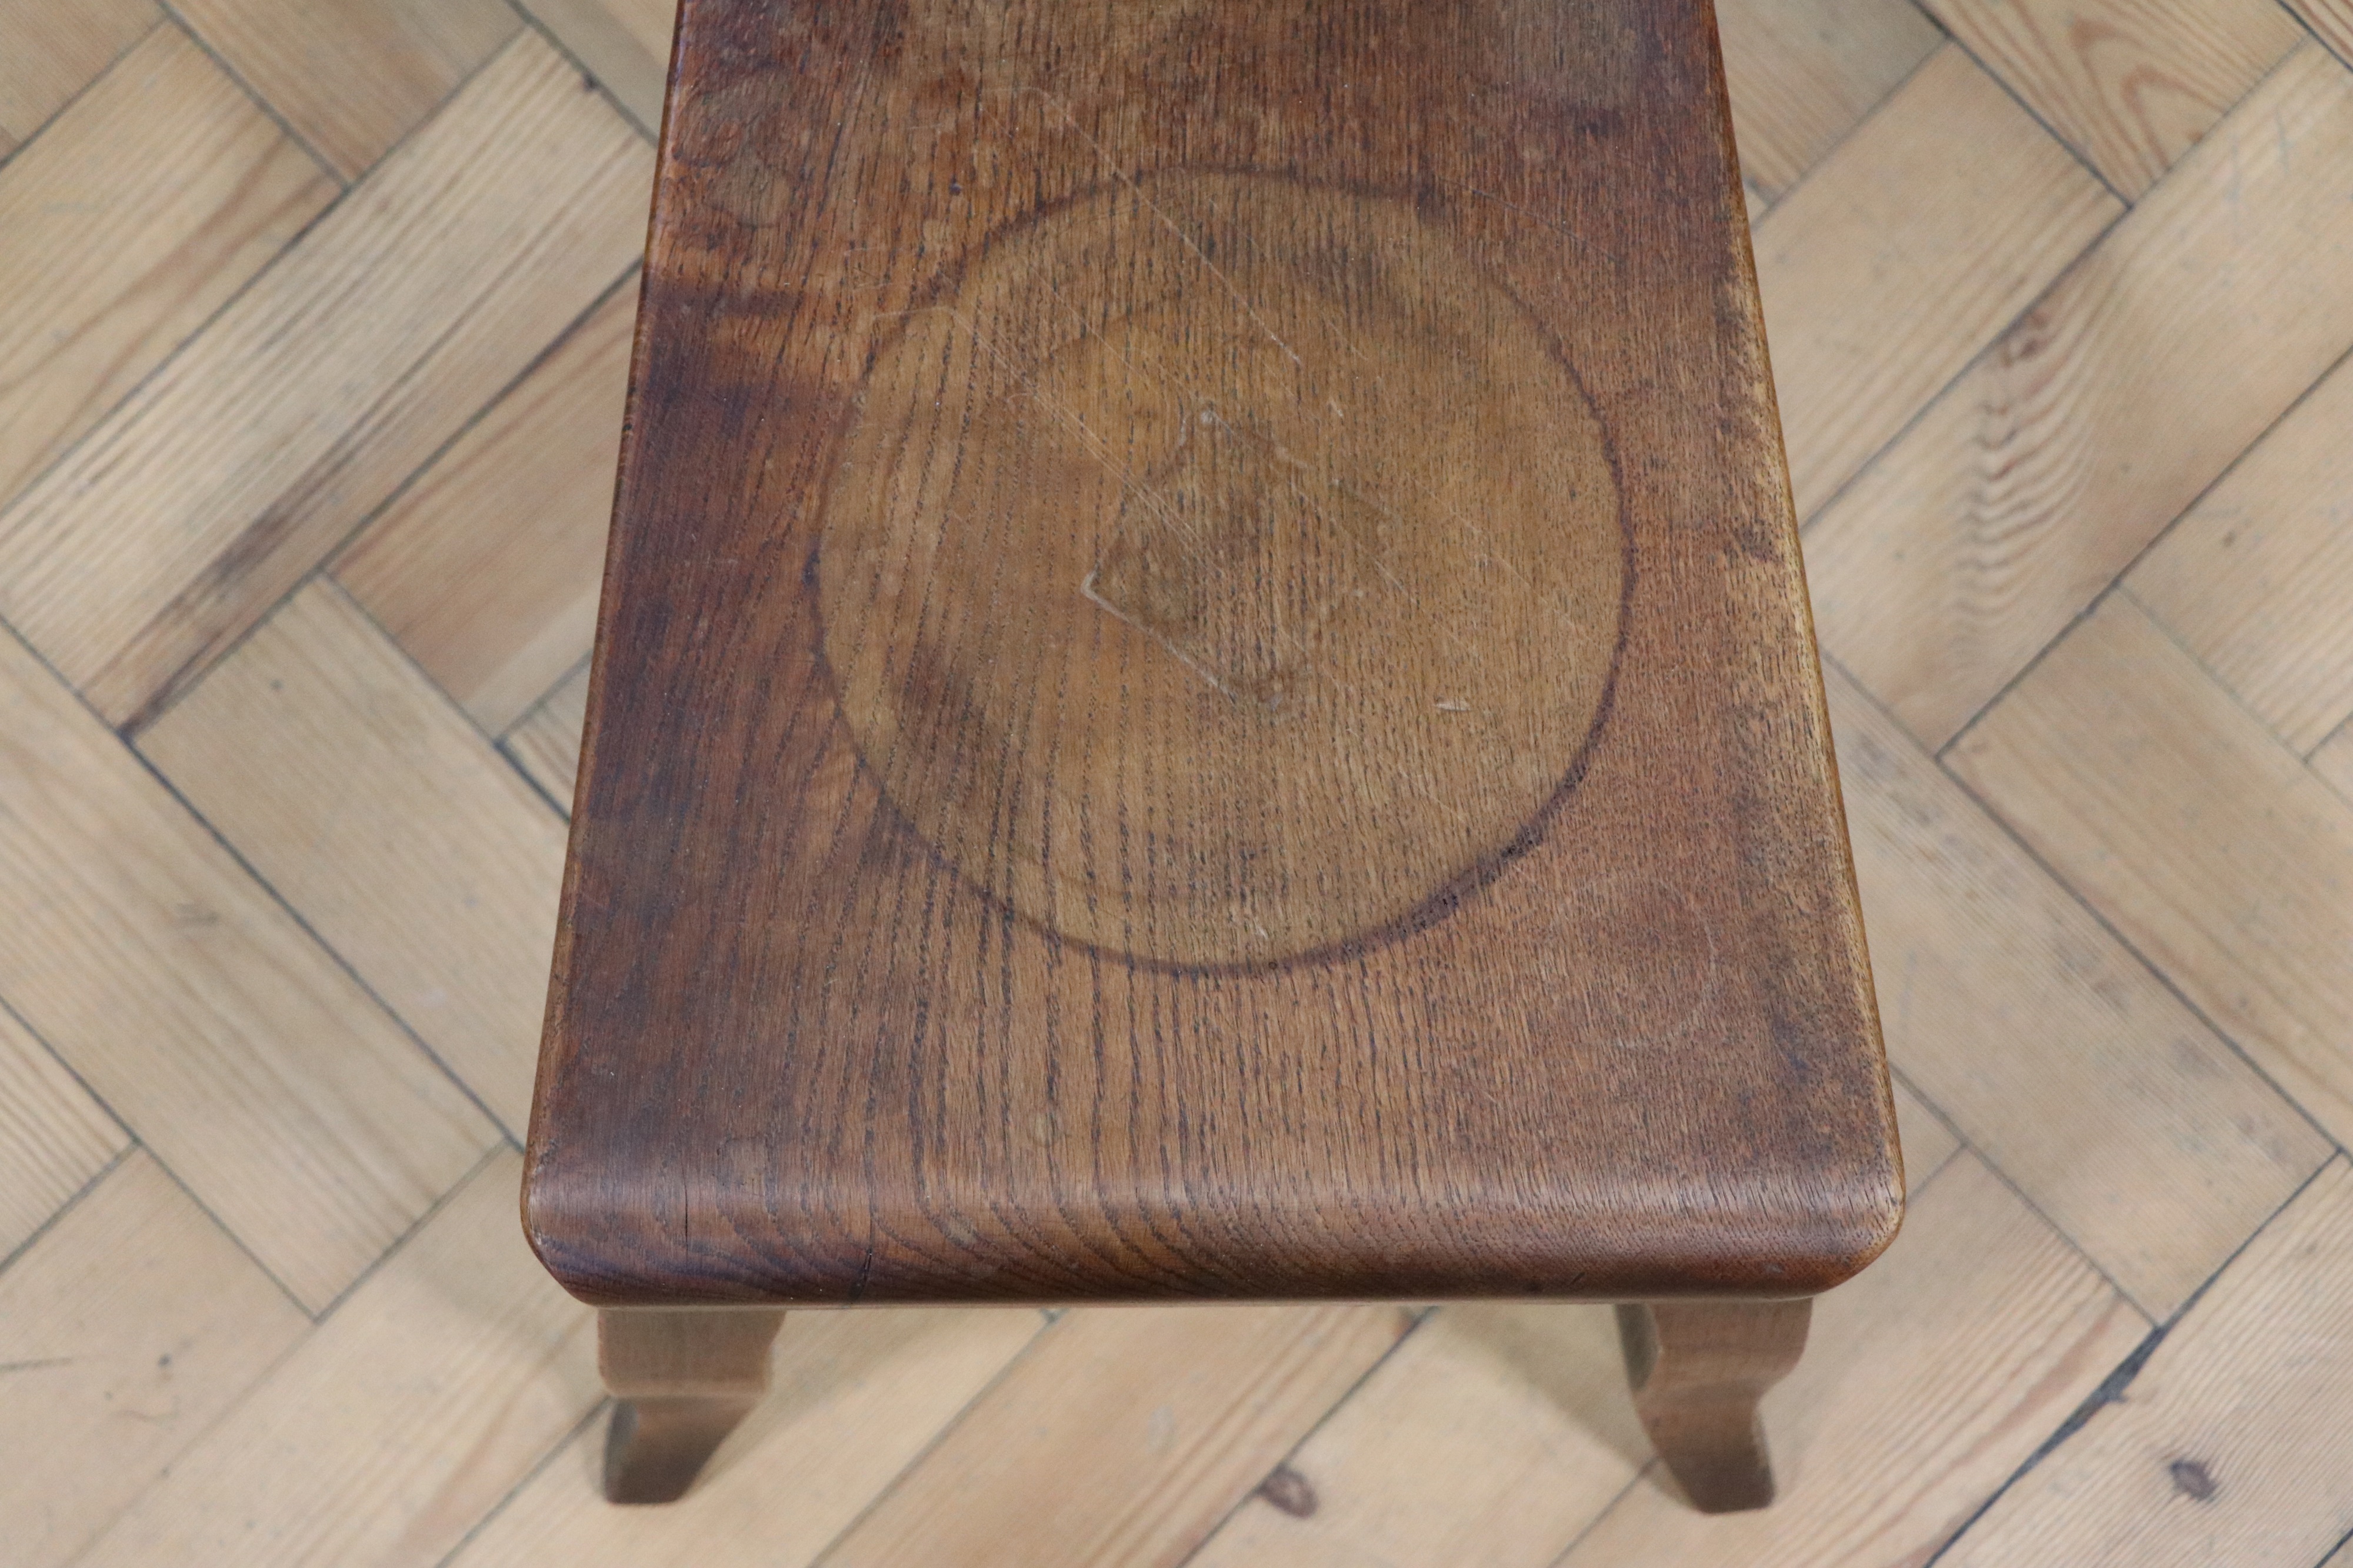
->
[524,0,1904,1513]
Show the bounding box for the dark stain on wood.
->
[525,0,1901,1310]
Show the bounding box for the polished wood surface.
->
[524,0,1900,1307]
[1616,1298,1810,1512]
[11,0,2353,1558]
[598,1307,786,1503]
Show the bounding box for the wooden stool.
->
[525,0,1903,1515]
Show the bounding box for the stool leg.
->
[598,1307,786,1503]
[1615,1298,1810,1513]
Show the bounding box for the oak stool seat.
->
[524,0,1905,1514]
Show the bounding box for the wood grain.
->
[1888,1077,1961,1188]
[1949,595,2353,1144]
[1185,1304,1645,1568]
[335,283,635,733]
[0,1005,126,1263]
[451,1308,1046,1568]
[1714,0,1941,198]
[505,659,589,813]
[819,169,1625,967]
[1805,44,2353,749]
[1618,1299,1811,1512]
[0,618,497,1310]
[75,1150,602,1568]
[1922,0,2304,197]
[171,0,519,179]
[2315,721,2353,802]
[815,1305,1412,1568]
[2128,349,2353,754]
[0,0,156,151]
[531,0,1899,1309]
[519,0,677,131]
[1940,1156,2353,1568]
[1559,1154,2150,1568]
[142,582,569,1136]
[1191,1086,1951,1567]
[2291,0,2353,71]
[0,1152,309,1568]
[1825,660,2328,1318]
[600,1307,787,1502]
[0,32,651,731]
[1752,44,2121,519]
[0,24,335,514]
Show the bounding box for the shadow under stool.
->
[523,0,1905,1517]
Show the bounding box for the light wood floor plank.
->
[816,1305,1412,1568]
[1754,45,2121,519]
[0,32,652,731]
[0,623,497,1309]
[503,660,589,815]
[1949,594,2353,1145]
[1890,1076,1962,1186]
[1557,1154,2149,1568]
[1940,1156,2353,1567]
[1805,44,2353,749]
[142,583,568,1136]
[2315,721,2353,803]
[0,1006,125,1263]
[172,0,519,180]
[1922,0,2303,198]
[0,0,156,152]
[452,1308,1049,1568]
[519,0,676,132]
[1184,1305,1642,1568]
[2288,0,2353,71]
[335,285,632,732]
[1826,660,2329,1318]
[2128,350,2353,754]
[1714,0,1941,199]
[76,1149,602,1568]
[0,1151,310,1568]
[0,24,335,515]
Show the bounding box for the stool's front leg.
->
[598,1307,787,1503]
[1615,1298,1810,1513]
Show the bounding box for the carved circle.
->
[817,172,1625,966]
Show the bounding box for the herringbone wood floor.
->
[5,0,2353,1562]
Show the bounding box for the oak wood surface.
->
[1559,1153,2148,1567]
[600,1307,787,1503]
[170,0,519,179]
[1939,1156,2353,1568]
[335,283,638,733]
[142,582,570,1137]
[1804,44,2353,749]
[0,24,333,514]
[1919,0,2302,199]
[815,1303,1414,1568]
[1751,44,2119,520]
[0,1006,127,1263]
[1711,0,1939,200]
[449,1306,1046,1567]
[1824,660,2328,1319]
[1617,1298,1809,1512]
[0,32,649,731]
[526,0,1898,1307]
[0,0,156,152]
[0,1154,311,1568]
[0,603,497,1312]
[1950,594,2353,1144]
[2128,349,2353,754]
[73,1151,602,1568]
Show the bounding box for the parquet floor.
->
[4,0,2353,1562]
